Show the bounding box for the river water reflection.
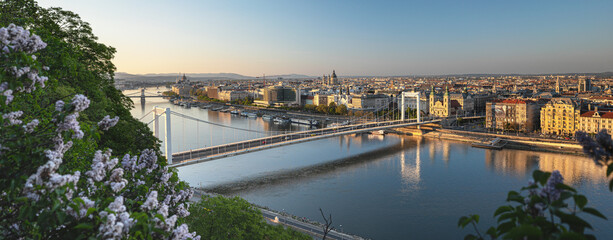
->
[128,89,613,239]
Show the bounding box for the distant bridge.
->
[125,88,165,102]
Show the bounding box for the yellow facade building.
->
[540,98,580,136]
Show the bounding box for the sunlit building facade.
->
[540,98,580,136]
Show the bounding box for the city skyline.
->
[38,0,613,76]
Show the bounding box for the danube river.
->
[128,89,613,239]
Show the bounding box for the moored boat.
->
[274,117,290,124]
[471,138,506,150]
[371,130,385,135]
[291,118,311,125]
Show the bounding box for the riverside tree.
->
[0,19,198,240]
[0,0,160,157]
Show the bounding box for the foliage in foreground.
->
[184,195,311,240]
[0,0,160,157]
[460,130,613,240]
[0,22,197,239]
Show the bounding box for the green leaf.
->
[74,223,93,229]
[464,234,478,240]
[497,212,516,223]
[582,207,607,220]
[86,207,96,217]
[504,224,542,240]
[607,164,613,177]
[557,211,593,231]
[458,216,469,228]
[471,214,480,223]
[558,192,574,202]
[533,170,550,185]
[559,231,587,240]
[557,183,577,193]
[494,206,513,216]
[497,221,516,233]
[486,226,498,238]
[573,195,587,209]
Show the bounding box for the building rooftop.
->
[580,111,613,119]
[493,99,534,104]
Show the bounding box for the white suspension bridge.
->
[137,91,482,168]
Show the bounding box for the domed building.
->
[323,70,339,85]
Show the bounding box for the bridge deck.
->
[169,119,441,167]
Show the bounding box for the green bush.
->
[184,195,311,240]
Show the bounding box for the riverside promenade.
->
[414,128,583,154]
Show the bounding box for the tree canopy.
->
[0,0,159,158]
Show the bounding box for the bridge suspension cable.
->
[168,111,285,135]
[139,109,154,121]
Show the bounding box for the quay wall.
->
[394,127,585,155]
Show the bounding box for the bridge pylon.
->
[140,88,146,104]
[401,91,421,122]
[153,106,172,164]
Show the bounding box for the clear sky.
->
[38,0,613,76]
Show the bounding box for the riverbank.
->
[395,127,585,155]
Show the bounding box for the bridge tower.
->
[140,88,146,104]
[400,91,421,122]
[153,106,172,164]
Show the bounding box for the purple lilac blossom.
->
[98,115,119,131]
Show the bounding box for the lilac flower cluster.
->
[23,119,39,133]
[541,170,564,202]
[173,224,200,240]
[2,111,23,126]
[0,24,47,54]
[141,191,159,211]
[55,100,65,112]
[55,94,93,139]
[576,130,613,165]
[2,24,199,239]
[98,197,133,239]
[523,170,565,217]
[2,88,12,105]
[523,180,544,216]
[22,137,76,201]
[0,24,49,95]
[98,115,119,130]
[71,94,90,112]
[9,66,48,93]
[66,196,95,219]
[57,113,84,139]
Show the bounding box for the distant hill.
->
[114,72,315,83]
[114,72,253,82]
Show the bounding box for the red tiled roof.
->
[589,96,613,100]
[493,99,533,104]
[581,111,613,119]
